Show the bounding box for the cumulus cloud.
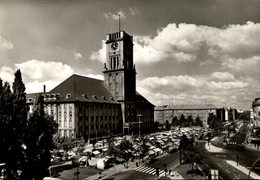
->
[0,59,74,93]
[222,55,260,76]
[0,66,14,82]
[210,72,234,81]
[0,35,13,51]
[90,40,106,62]
[129,7,139,16]
[15,59,74,82]
[73,51,83,61]
[103,11,126,21]
[84,74,104,80]
[0,59,105,93]
[137,72,251,108]
[91,21,260,69]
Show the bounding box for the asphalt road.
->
[221,123,260,174]
[59,166,100,180]
[109,151,180,179]
[197,123,260,179]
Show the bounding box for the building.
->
[27,30,154,139]
[252,98,260,127]
[103,31,154,134]
[154,104,229,127]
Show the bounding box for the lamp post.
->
[248,157,260,179]
[137,114,142,164]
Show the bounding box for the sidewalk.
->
[226,160,260,179]
[86,159,139,180]
[86,154,184,180]
[205,142,224,153]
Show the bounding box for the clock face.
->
[111,42,118,50]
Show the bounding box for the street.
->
[197,123,260,179]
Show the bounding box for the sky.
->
[0,0,260,110]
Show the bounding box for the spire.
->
[119,13,121,32]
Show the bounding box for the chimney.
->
[43,85,46,93]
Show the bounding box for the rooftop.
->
[155,104,221,110]
[27,74,119,104]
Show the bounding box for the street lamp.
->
[137,114,142,164]
[248,158,260,179]
[137,114,142,137]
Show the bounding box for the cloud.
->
[0,59,74,93]
[103,11,126,21]
[210,72,234,81]
[90,40,106,62]
[0,59,105,93]
[0,35,13,51]
[137,72,251,109]
[84,74,103,80]
[91,21,260,69]
[0,66,14,82]
[73,51,83,60]
[129,7,139,16]
[221,55,260,76]
[15,59,74,82]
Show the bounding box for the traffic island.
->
[174,164,206,179]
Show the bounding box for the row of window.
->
[82,104,120,116]
[58,129,74,138]
[110,56,120,69]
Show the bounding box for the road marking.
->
[234,176,239,179]
[134,166,163,175]
[216,154,226,158]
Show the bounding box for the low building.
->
[27,74,123,139]
[154,104,228,127]
[252,98,260,127]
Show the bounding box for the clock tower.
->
[103,31,137,128]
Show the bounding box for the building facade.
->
[27,31,154,139]
[154,104,228,127]
[252,98,260,127]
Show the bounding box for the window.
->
[58,106,62,127]
[113,57,116,69]
[64,108,67,128]
[69,119,72,128]
[116,57,119,68]
[116,73,119,83]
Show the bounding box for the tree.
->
[179,135,189,164]
[107,136,118,162]
[165,120,171,130]
[22,94,58,180]
[238,111,250,121]
[118,138,133,162]
[180,114,186,127]
[11,70,29,178]
[187,115,193,127]
[0,70,29,180]
[171,116,178,127]
[194,116,203,127]
[0,81,15,179]
[153,121,159,132]
[208,113,223,135]
[140,136,149,159]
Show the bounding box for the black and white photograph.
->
[0,0,260,179]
